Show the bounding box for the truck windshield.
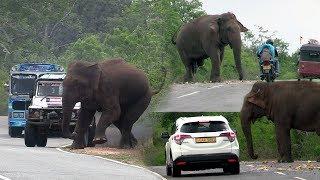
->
[11,74,37,95]
[37,82,63,97]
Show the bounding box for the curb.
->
[56,145,167,180]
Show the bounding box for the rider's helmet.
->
[266,39,274,46]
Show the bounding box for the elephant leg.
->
[71,109,96,149]
[208,49,221,82]
[93,103,121,145]
[119,93,151,149]
[220,47,225,63]
[115,120,138,147]
[275,125,293,163]
[178,50,194,82]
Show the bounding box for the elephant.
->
[240,81,320,162]
[62,59,166,149]
[172,12,248,82]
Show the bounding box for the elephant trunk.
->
[230,33,244,80]
[62,94,76,138]
[240,108,258,159]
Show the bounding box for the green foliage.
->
[64,35,106,62]
[145,112,320,165]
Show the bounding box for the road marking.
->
[0,174,11,180]
[177,91,200,98]
[294,177,307,180]
[208,85,223,89]
[274,171,286,175]
[56,147,167,180]
[246,165,254,168]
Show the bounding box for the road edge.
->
[56,146,167,180]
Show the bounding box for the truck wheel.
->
[36,133,48,147]
[24,123,36,147]
[9,127,22,137]
[172,165,181,177]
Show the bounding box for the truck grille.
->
[12,101,31,110]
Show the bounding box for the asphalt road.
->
[150,161,320,180]
[0,116,160,180]
[156,81,254,112]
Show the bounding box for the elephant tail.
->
[152,67,167,96]
[191,62,198,74]
[171,31,177,45]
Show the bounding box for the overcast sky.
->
[200,0,320,53]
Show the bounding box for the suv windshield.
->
[37,81,63,97]
[11,74,37,95]
[180,121,229,133]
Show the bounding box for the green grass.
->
[144,112,320,166]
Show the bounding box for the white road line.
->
[208,85,224,89]
[56,147,167,180]
[274,171,286,176]
[294,177,307,180]
[0,174,11,180]
[177,91,200,98]
[246,165,254,168]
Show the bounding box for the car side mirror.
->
[161,131,170,139]
[232,129,237,134]
[29,91,34,99]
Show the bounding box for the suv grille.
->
[12,101,31,110]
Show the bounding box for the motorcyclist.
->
[257,39,280,75]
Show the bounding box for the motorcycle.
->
[259,48,277,82]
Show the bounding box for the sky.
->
[200,0,320,54]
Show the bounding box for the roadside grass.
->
[144,112,320,166]
[64,146,146,167]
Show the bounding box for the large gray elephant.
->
[240,81,320,162]
[62,59,166,149]
[172,12,248,82]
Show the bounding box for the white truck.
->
[24,73,95,147]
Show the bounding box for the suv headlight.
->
[29,109,43,119]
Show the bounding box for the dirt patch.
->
[64,146,146,167]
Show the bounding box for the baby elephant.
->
[240,81,320,162]
[62,59,166,149]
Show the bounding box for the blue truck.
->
[7,63,64,137]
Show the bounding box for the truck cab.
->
[8,63,64,137]
[25,73,95,147]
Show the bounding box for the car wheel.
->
[166,153,172,176]
[224,162,240,175]
[9,127,22,137]
[166,164,172,176]
[24,123,36,147]
[172,165,181,177]
[36,133,47,147]
[230,163,240,174]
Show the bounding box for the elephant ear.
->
[75,63,101,95]
[86,63,101,93]
[246,89,266,109]
[236,20,248,32]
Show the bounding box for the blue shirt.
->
[257,44,276,58]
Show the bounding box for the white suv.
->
[162,115,240,177]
